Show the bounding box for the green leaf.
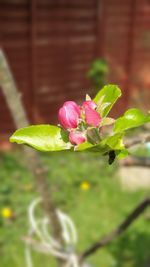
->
[116,149,129,159]
[76,133,125,155]
[9,124,129,162]
[102,133,125,150]
[93,84,122,117]
[76,141,109,154]
[114,109,150,133]
[75,141,97,151]
[10,125,72,152]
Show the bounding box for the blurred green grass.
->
[0,150,150,267]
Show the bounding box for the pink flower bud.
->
[69,131,86,145]
[84,107,102,127]
[58,101,80,129]
[82,100,97,110]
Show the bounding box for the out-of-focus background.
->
[1,0,150,138]
[0,1,150,267]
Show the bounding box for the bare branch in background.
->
[0,50,65,267]
[125,132,150,148]
[120,156,150,168]
[80,196,150,260]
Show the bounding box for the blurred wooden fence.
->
[0,0,150,137]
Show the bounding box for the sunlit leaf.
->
[116,149,129,159]
[76,141,109,154]
[76,133,125,156]
[10,125,71,152]
[102,133,125,150]
[10,124,129,163]
[114,109,150,133]
[93,84,121,117]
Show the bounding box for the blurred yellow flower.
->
[80,181,90,191]
[1,208,13,219]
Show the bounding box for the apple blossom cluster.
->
[58,99,102,145]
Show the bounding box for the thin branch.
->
[120,156,150,167]
[80,196,150,260]
[125,132,150,148]
[123,132,150,167]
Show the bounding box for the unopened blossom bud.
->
[58,101,80,129]
[84,107,102,127]
[82,100,97,110]
[69,131,86,145]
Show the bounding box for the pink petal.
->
[69,131,86,145]
[82,100,97,110]
[58,101,80,129]
[85,107,102,127]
